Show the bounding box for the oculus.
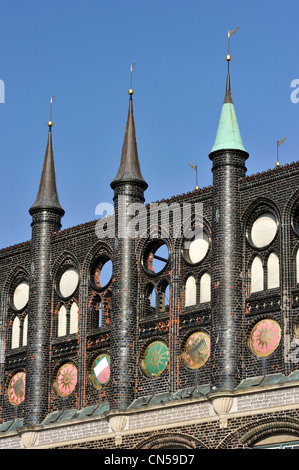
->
[183,231,209,265]
[54,363,77,397]
[143,241,169,275]
[13,282,29,311]
[57,268,79,299]
[249,318,281,358]
[141,340,169,377]
[250,213,278,249]
[8,371,26,406]
[91,256,113,291]
[182,331,210,369]
[90,353,111,389]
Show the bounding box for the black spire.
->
[111,95,147,190]
[223,73,233,104]
[29,123,64,215]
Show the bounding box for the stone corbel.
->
[212,396,234,428]
[20,430,39,449]
[109,415,128,446]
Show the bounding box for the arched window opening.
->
[70,302,79,334]
[58,305,67,337]
[185,276,196,307]
[98,301,103,327]
[200,273,211,303]
[251,257,264,293]
[143,284,156,317]
[267,253,279,289]
[22,315,28,347]
[159,282,170,313]
[11,316,20,349]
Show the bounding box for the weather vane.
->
[129,62,136,96]
[227,26,239,72]
[276,138,286,167]
[49,95,55,128]
[188,163,199,190]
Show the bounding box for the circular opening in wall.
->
[249,212,278,249]
[143,240,169,275]
[182,230,209,265]
[12,282,29,311]
[91,256,113,291]
[292,206,299,236]
[57,267,79,299]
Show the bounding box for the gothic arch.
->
[242,196,280,229]
[217,416,299,448]
[51,251,81,280]
[134,431,208,449]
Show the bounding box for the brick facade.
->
[1,79,299,449]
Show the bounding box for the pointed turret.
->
[111,92,147,190]
[209,46,249,393]
[29,122,64,215]
[210,71,246,154]
[25,114,64,426]
[110,81,148,410]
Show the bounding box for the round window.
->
[143,241,169,275]
[183,231,209,265]
[13,282,29,311]
[250,213,278,249]
[57,268,79,299]
[92,257,113,290]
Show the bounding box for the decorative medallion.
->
[54,363,77,397]
[250,319,281,357]
[182,331,210,369]
[8,371,26,405]
[91,354,111,389]
[141,341,169,377]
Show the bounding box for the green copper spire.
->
[210,72,246,153]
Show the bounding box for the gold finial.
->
[227,26,239,72]
[188,163,199,189]
[276,137,286,168]
[48,95,55,128]
[129,62,136,95]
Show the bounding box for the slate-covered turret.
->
[24,119,64,425]
[110,88,148,409]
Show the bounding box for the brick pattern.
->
[1,155,299,445]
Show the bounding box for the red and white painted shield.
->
[94,356,110,384]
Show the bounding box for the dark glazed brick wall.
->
[1,160,299,426]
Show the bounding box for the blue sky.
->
[0,0,298,249]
